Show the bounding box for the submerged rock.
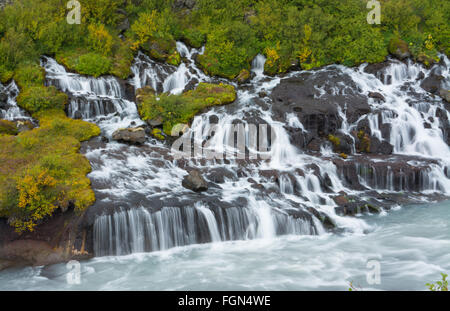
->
[112,127,146,145]
[182,169,208,192]
[439,88,450,102]
[368,91,386,102]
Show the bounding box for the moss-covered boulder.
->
[0,109,100,233]
[151,128,165,141]
[417,53,438,68]
[388,37,411,60]
[143,38,181,66]
[138,83,236,136]
[17,86,67,114]
[0,120,18,136]
[236,69,251,84]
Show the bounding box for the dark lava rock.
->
[112,127,146,145]
[369,137,393,155]
[205,167,237,184]
[363,61,392,82]
[271,69,370,146]
[182,169,208,192]
[173,0,196,10]
[73,110,83,119]
[439,88,450,102]
[368,91,386,102]
[421,73,444,94]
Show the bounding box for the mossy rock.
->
[0,120,18,136]
[152,128,165,141]
[143,38,180,65]
[388,37,411,60]
[182,29,206,49]
[138,83,236,136]
[236,69,251,84]
[417,53,438,68]
[328,134,341,147]
[14,64,45,89]
[0,109,100,233]
[56,50,112,78]
[17,86,68,114]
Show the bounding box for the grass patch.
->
[138,83,236,135]
[0,109,100,233]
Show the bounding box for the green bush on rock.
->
[138,83,236,136]
[0,110,100,233]
[17,86,67,114]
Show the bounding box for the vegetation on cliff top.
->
[0,0,448,232]
[0,109,100,233]
[138,83,236,136]
[1,0,449,82]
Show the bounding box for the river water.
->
[0,200,448,291]
[0,42,449,290]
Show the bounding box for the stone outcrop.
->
[182,169,208,192]
[112,127,146,144]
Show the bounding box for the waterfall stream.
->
[36,42,450,257]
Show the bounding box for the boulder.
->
[182,169,208,192]
[388,38,411,60]
[439,88,450,102]
[112,127,146,145]
[421,73,444,94]
[369,137,393,155]
[368,91,385,102]
[15,120,34,133]
[271,70,370,143]
[236,69,251,84]
[173,0,196,10]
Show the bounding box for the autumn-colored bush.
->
[0,110,100,233]
[17,86,67,113]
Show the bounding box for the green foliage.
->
[0,120,18,136]
[0,110,100,233]
[138,83,236,135]
[427,273,448,291]
[75,53,113,77]
[1,0,448,80]
[17,86,67,114]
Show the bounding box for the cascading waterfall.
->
[39,42,450,257]
[93,203,318,256]
[41,56,143,136]
[0,81,29,120]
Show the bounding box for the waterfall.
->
[0,81,29,120]
[93,205,318,256]
[38,44,450,258]
[252,54,266,79]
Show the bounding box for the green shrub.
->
[0,110,100,233]
[17,86,67,114]
[138,83,236,135]
[14,63,45,89]
[0,120,18,136]
[74,52,112,77]
[427,273,448,291]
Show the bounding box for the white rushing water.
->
[0,81,30,120]
[32,43,450,259]
[1,200,449,290]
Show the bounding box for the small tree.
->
[426,273,448,291]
